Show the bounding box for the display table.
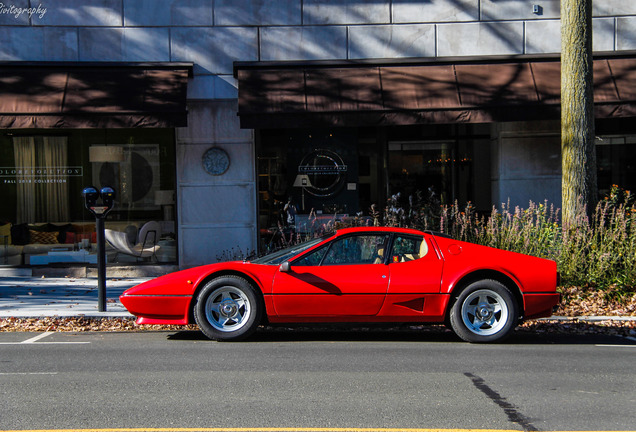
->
[30,249,97,265]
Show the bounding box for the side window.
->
[294,246,328,266]
[390,235,428,263]
[321,234,390,265]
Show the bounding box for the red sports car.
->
[120,227,560,343]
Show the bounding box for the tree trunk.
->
[561,0,597,225]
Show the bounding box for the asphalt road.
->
[0,328,635,432]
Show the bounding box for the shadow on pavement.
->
[166,324,636,345]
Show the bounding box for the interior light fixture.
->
[293,174,312,212]
[89,145,125,163]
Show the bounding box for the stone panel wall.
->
[176,100,255,267]
[3,1,630,93]
[490,121,562,209]
[4,1,634,65]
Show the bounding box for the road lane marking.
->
[0,332,90,345]
[0,429,530,432]
[595,336,636,348]
[1,429,635,432]
[596,344,636,348]
[22,331,54,343]
[0,341,91,345]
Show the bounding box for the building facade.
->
[1,1,636,270]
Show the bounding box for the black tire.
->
[194,275,262,341]
[449,279,518,343]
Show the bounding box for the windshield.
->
[252,235,331,265]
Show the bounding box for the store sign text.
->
[298,165,348,175]
[297,149,348,198]
[1,166,83,184]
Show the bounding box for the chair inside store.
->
[105,221,161,262]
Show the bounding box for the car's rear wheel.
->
[194,275,262,341]
[449,280,518,343]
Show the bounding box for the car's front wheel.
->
[449,280,518,343]
[194,275,262,341]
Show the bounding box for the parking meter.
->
[82,186,100,210]
[81,185,116,312]
[82,186,115,218]
[100,187,115,212]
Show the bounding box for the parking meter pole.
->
[96,216,106,312]
[82,186,115,313]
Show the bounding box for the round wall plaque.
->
[202,147,230,176]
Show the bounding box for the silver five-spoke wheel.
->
[205,286,251,332]
[460,289,508,336]
[450,279,518,343]
[194,276,262,341]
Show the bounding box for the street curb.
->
[537,316,636,322]
[0,313,134,319]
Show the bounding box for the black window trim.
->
[291,231,394,267]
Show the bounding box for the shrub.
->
[560,193,636,291]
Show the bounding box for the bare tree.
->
[561,0,597,225]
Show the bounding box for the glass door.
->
[388,141,456,204]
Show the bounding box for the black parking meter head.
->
[100,187,116,211]
[82,186,100,210]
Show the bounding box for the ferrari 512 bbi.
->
[120,227,560,343]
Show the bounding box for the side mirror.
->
[279,261,291,273]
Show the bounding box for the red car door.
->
[272,233,390,317]
[386,235,443,294]
[378,234,446,319]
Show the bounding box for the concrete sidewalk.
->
[0,276,151,318]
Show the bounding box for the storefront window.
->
[385,124,488,210]
[256,126,486,251]
[257,128,361,247]
[0,129,177,267]
[388,141,456,204]
[596,135,636,197]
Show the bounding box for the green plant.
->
[215,246,255,262]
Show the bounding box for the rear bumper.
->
[523,292,562,320]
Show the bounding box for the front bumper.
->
[119,294,192,325]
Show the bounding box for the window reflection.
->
[390,235,428,263]
[299,234,390,266]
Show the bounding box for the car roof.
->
[334,226,428,237]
